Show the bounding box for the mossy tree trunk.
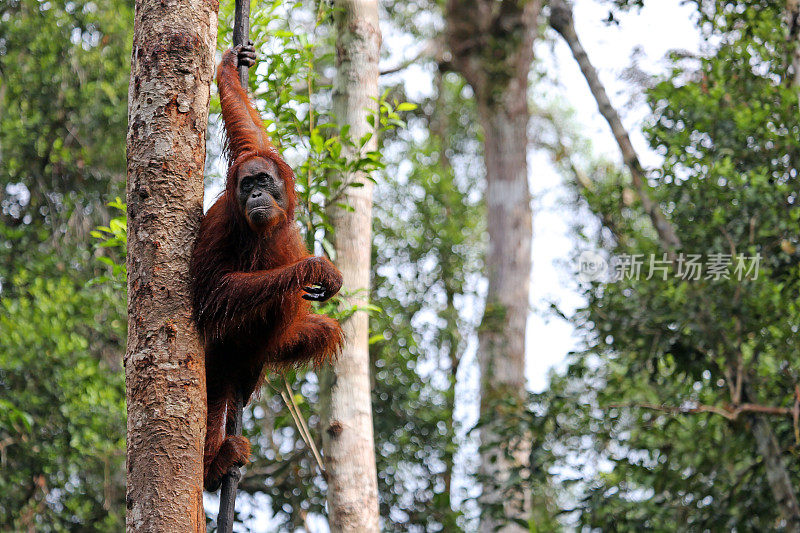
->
[444,1,543,530]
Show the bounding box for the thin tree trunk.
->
[319,0,381,531]
[549,0,682,254]
[125,1,218,530]
[751,415,800,530]
[431,71,461,512]
[445,1,542,530]
[787,0,800,86]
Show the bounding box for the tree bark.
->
[750,415,800,531]
[319,0,381,531]
[125,0,218,530]
[444,1,542,531]
[549,0,682,255]
[787,0,800,87]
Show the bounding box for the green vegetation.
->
[531,1,800,529]
[0,0,131,528]
[1,0,798,530]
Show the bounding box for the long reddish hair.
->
[192,47,345,491]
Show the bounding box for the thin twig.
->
[280,379,326,475]
[283,379,325,474]
[609,402,795,421]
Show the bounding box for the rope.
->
[216,1,251,530]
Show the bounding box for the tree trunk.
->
[750,415,800,531]
[125,0,218,530]
[444,1,542,530]
[474,79,533,533]
[319,0,381,531]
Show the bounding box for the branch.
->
[609,401,796,421]
[380,40,443,76]
[549,0,682,256]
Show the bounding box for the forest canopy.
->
[0,0,798,530]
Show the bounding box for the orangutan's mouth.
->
[249,204,274,218]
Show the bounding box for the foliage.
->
[0,0,131,528]
[0,0,132,221]
[370,144,475,532]
[369,72,485,532]
[532,1,800,529]
[0,264,126,531]
[90,198,127,289]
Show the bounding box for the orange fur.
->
[191,48,344,491]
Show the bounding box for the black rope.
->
[216,2,250,531]
[233,0,251,86]
[216,388,243,532]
